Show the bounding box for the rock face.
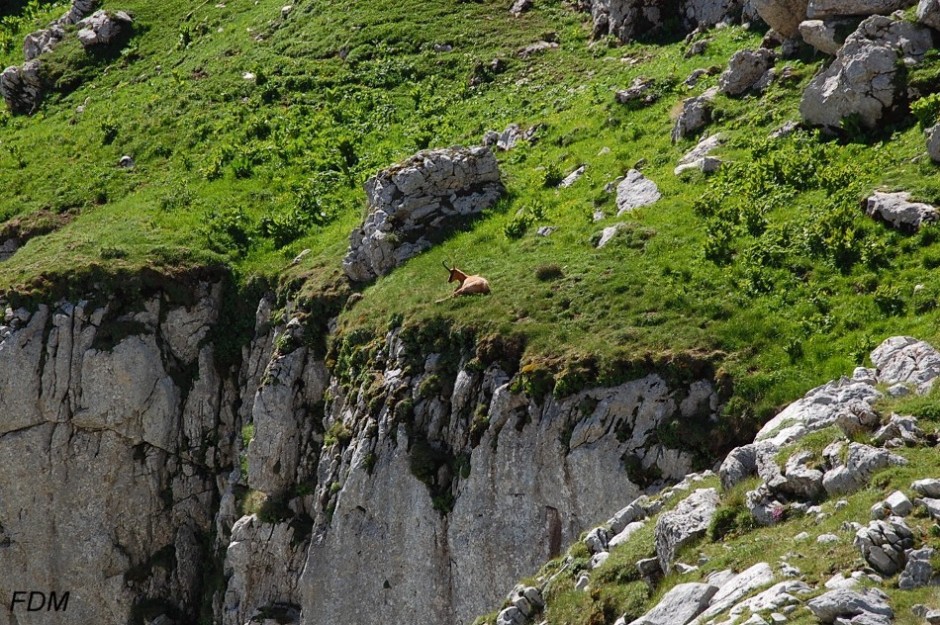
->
[928,124,940,163]
[800,15,934,129]
[921,0,940,29]
[870,335,940,393]
[0,284,240,625]
[719,49,775,96]
[0,61,44,115]
[342,147,503,282]
[76,10,134,48]
[616,169,662,214]
[675,134,722,175]
[586,0,744,42]
[23,25,65,61]
[806,588,894,623]
[654,488,720,572]
[865,191,939,232]
[751,0,809,37]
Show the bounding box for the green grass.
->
[3,2,940,444]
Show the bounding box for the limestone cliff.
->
[0,281,729,625]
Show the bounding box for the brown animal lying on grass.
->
[436,261,490,302]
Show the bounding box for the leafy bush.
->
[912,93,940,129]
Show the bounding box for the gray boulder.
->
[342,146,503,281]
[719,49,775,96]
[691,562,775,623]
[0,60,44,115]
[807,0,916,16]
[616,77,658,107]
[23,25,66,61]
[800,16,934,129]
[510,0,534,15]
[899,547,936,589]
[751,0,809,37]
[872,336,940,392]
[655,488,720,572]
[778,450,825,500]
[0,238,20,262]
[806,588,894,623]
[913,478,940,498]
[822,442,906,496]
[865,192,939,232]
[872,414,924,446]
[920,0,940,29]
[76,10,133,48]
[675,134,723,176]
[853,517,914,575]
[672,87,718,142]
[627,582,718,625]
[928,124,940,163]
[62,0,99,25]
[616,169,661,214]
[799,18,861,55]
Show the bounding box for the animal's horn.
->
[442,261,450,271]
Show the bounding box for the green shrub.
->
[912,93,940,129]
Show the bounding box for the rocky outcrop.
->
[0,61,44,115]
[627,582,718,625]
[800,15,934,129]
[928,124,940,163]
[870,335,940,393]
[76,10,134,49]
[920,0,940,29]
[675,134,722,175]
[616,169,661,213]
[586,0,744,42]
[865,191,939,232]
[23,0,98,61]
[343,147,503,282]
[807,588,894,623]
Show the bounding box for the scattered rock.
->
[119,155,135,168]
[510,0,534,16]
[626,582,718,625]
[871,336,940,393]
[928,609,940,624]
[719,48,776,96]
[818,533,840,544]
[535,226,556,237]
[822,442,906,496]
[596,223,625,248]
[0,238,20,262]
[751,0,810,37]
[342,147,503,282]
[616,77,658,107]
[655,488,720,572]
[0,60,44,115]
[23,25,66,61]
[928,125,940,163]
[799,17,861,55]
[853,517,914,575]
[517,39,558,59]
[913,478,940,498]
[684,68,709,87]
[884,490,913,516]
[864,191,939,232]
[281,5,293,18]
[616,169,661,214]
[899,547,936,590]
[800,15,934,129]
[76,10,133,49]
[559,165,587,188]
[693,562,775,623]
[584,527,609,554]
[872,414,924,446]
[672,87,718,142]
[609,521,646,549]
[675,134,722,175]
[482,124,538,151]
[685,38,711,57]
[806,588,894,623]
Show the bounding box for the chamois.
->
[437,261,490,302]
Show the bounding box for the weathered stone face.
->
[342,146,504,282]
[1,60,44,115]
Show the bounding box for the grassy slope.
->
[2,1,940,425]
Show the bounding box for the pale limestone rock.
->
[921,0,940,31]
[800,16,934,129]
[675,134,722,176]
[672,87,718,142]
[822,442,906,496]
[865,192,939,232]
[616,169,661,214]
[806,588,894,622]
[928,124,940,163]
[627,582,718,625]
[913,478,940,498]
[807,0,915,16]
[751,0,809,37]
[343,147,503,281]
[76,10,133,48]
[799,18,860,55]
[655,488,720,572]
[899,547,935,589]
[870,336,940,393]
[719,49,775,96]
[1,60,44,115]
[691,562,775,623]
[853,517,914,575]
